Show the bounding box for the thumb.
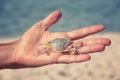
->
[42,10,62,30]
[22,10,62,40]
[26,10,62,34]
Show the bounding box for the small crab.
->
[47,38,77,55]
[35,38,82,55]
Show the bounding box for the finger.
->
[56,54,91,64]
[80,38,111,46]
[42,10,62,30]
[77,44,105,54]
[66,25,105,40]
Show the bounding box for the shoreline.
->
[0,32,119,42]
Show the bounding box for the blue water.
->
[0,0,120,37]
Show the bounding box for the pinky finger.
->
[56,55,91,64]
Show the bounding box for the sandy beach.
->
[0,32,120,80]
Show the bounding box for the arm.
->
[0,41,17,69]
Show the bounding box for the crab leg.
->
[70,48,76,55]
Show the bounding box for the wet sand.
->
[0,33,120,80]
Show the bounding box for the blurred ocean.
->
[0,0,120,37]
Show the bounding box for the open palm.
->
[14,10,111,68]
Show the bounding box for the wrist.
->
[0,40,18,69]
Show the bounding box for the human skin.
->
[0,10,111,69]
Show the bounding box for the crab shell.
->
[48,38,72,52]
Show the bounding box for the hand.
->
[13,10,111,68]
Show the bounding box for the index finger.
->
[66,25,105,40]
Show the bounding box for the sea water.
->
[0,0,120,37]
